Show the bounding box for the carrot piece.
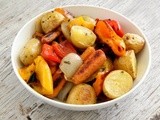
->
[80,47,95,61]
[50,65,57,75]
[52,68,62,82]
[93,72,106,96]
[95,20,126,56]
[46,78,66,98]
[72,49,106,84]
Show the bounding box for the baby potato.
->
[123,33,145,54]
[70,25,96,49]
[101,56,113,73]
[66,84,96,104]
[20,38,41,66]
[41,11,65,33]
[61,21,71,42]
[103,70,133,99]
[114,50,137,79]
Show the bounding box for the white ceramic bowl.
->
[11,5,151,111]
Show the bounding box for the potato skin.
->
[113,50,137,79]
[61,21,71,41]
[66,84,96,104]
[103,70,133,99]
[20,38,41,66]
[41,11,65,33]
[123,33,145,54]
[71,25,96,49]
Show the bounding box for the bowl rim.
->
[11,5,151,111]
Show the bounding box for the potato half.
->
[19,38,41,66]
[66,84,96,104]
[61,21,71,41]
[123,33,145,54]
[41,11,65,33]
[114,50,137,79]
[70,25,96,49]
[103,70,133,99]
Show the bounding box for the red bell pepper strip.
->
[52,40,77,58]
[52,42,66,58]
[105,19,124,37]
[41,44,61,63]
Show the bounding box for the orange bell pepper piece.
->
[95,20,126,56]
[46,78,66,98]
[93,72,106,96]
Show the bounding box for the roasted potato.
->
[66,84,96,104]
[70,25,96,49]
[113,50,137,79]
[100,56,113,73]
[61,21,71,41]
[41,11,65,33]
[123,33,145,54]
[20,38,41,66]
[103,70,133,99]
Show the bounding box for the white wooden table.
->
[0,0,160,120]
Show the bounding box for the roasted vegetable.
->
[80,47,95,61]
[103,70,133,99]
[57,82,74,101]
[41,44,61,63]
[114,50,137,79]
[100,57,113,73]
[61,21,71,41]
[95,20,126,56]
[68,16,96,30]
[86,57,113,82]
[123,33,145,54]
[54,8,73,20]
[46,78,66,98]
[66,84,96,104]
[105,19,124,37]
[52,40,77,58]
[34,56,53,95]
[71,25,96,49]
[41,11,65,33]
[60,53,83,80]
[41,31,61,43]
[18,63,35,82]
[72,49,106,84]
[93,72,106,96]
[20,38,41,66]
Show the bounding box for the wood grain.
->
[0,0,160,120]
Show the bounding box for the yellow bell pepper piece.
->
[30,82,51,95]
[19,63,35,82]
[34,56,53,95]
[68,16,95,31]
